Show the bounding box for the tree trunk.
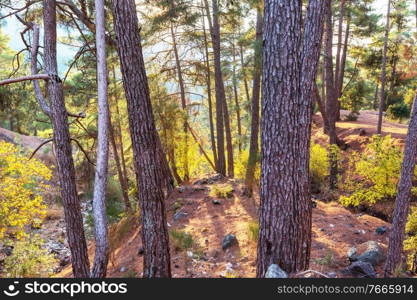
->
[224,95,234,177]
[337,15,350,99]
[44,0,90,278]
[244,7,263,197]
[314,83,330,133]
[232,40,242,153]
[170,23,189,181]
[257,0,325,276]
[201,6,218,169]
[377,0,391,134]
[208,0,226,176]
[384,92,417,276]
[111,0,171,278]
[90,0,109,278]
[334,0,345,121]
[239,43,251,107]
[324,1,338,190]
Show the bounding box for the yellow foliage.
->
[0,141,51,239]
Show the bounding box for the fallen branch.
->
[294,269,330,278]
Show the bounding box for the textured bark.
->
[244,7,263,197]
[239,43,251,107]
[257,0,326,277]
[44,0,90,278]
[209,0,226,176]
[314,83,330,133]
[384,92,417,277]
[324,1,338,190]
[90,0,109,278]
[112,0,171,278]
[377,0,391,134]
[338,15,350,98]
[201,8,217,168]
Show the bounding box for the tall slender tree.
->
[257,0,326,276]
[377,0,391,134]
[112,0,172,278]
[90,0,109,278]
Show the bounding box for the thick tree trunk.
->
[209,0,226,176]
[377,0,391,134]
[44,0,90,278]
[112,0,171,278]
[91,0,109,278]
[324,1,338,190]
[244,7,263,197]
[201,8,218,169]
[257,0,325,276]
[384,92,417,277]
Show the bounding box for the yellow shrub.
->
[310,142,329,185]
[0,141,51,239]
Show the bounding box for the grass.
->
[247,221,259,242]
[313,250,335,266]
[169,229,194,251]
[209,183,234,198]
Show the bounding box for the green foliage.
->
[313,250,335,267]
[3,236,57,277]
[310,142,329,186]
[386,102,410,121]
[404,89,416,108]
[209,183,234,198]
[340,80,369,113]
[404,207,417,270]
[340,135,403,207]
[169,229,194,251]
[247,221,259,242]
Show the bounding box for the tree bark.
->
[377,0,391,134]
[244,7,263,197]
[257,0,326,276]
[232,40,242,153]
[44,0,90,278]
[224,95,234,177]
[112,0,171,278]
[208,0,226,176]
[384,92,417,276]
[90,0,109,278]
[324,1,338,190]
[201,6,218,169]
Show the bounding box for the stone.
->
[222,234,238,250]
[137,247,144,255]
[327,272,337,278]
[375,226,388,235]
[344,261,376,278]
[212,199,221,205]
[120,266,127,273]
[173,210,188,221]
[347,241,385,266]
[265,264,288,278]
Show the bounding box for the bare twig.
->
[0,74,49,86]
[70,138,95,166]
[29,138,53,160]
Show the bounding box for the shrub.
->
[247,221,259,242]
[235,149,260,182]
[169,229,194,251]
[310,142,329,186]
[340,135,404,207]
[3,236,57,277]
[313,250,335,266]
[0,141,51,239]
[404,207,417,271]
[386,102,410,121]
[209,183,234,198]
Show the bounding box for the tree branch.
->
[0,74,49,86]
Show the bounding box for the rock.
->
[186,251,194,258]
[173,210,188,221]
[222,234,238,250]
[120,266,127,273]
[327,272,337,278]
[193,174,224,185]
[344,261,376,278]
[347,241,385,266]
[212,199,221,205]
[59,256,70,267]
[375,226,388,235]
[358,128,367,136]
[312,200,317,208]
[178,186,186,193]
[265,264,288,278]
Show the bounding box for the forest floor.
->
[58,176,390,278]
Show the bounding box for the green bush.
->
[310,142,329,186]
[169,229,194,251]
[235,149,260,182]
[386,102,410,121]
[3,236,57,277]
[340,135,403,206]
[404,207,417,271]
